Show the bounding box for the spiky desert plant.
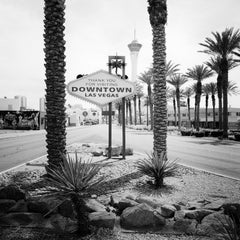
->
[136,151,178,188]
[40,152,105,236]
[217,214,240,240]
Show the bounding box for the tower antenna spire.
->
[134,28,136,40]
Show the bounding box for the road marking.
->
[0,155,47,175]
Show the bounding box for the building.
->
[167,106,240,129]
[39,97,46,112]
[14,96,27,110]
[66,105,100,126]
[0,97,22,111]
[128,30,142,82]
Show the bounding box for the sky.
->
[1,0,240,110]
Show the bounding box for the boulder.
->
[0,212,44,227]
[184,209,214,222]
[120,203,165,228]
[104,146,121,157]
[173,218,197,235]
[88,211,116,229]
[27,201,50,215]
[0,199,16,214]
[159,204,176,218]
[84,199,106,213]
[135,196,161,209]
[0,185,25,201]
[196,212,232,236]
[118,198,138,212]
[120,147,133,156]
[8,200,28,213]
[91,150,103,157]
[174,210,185,221]
[46,213,78,232]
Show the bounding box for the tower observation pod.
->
[128,30,142,82]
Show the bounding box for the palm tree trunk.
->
[44,0,67,170]
[217,74,223,130]
[118,104,121,125]
[205,94,209,128]
[126,100,129,125]
[222,66,229,138]
[152,25,167,155]
[176,89,181,130]
[212,95,216,129]
[148,85,153,130]
[146,99,149,126]
[129,100,133,125]
[138,96,142,124]
[133,95,137,125]
[194,95,197,129]
[173,98,177,127]
[187,96,191,122]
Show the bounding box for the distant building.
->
[0,97,22,111]
[39,97,46,112]
[167,106,240,129]
[15,95,27,110]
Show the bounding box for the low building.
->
[167,106,240,129]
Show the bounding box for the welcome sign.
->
[67,70,136,107]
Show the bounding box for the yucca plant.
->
[217,214,240,240]
[136,151,178,188]
[39,152,105,236]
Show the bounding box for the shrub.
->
[217,214,240,240]
[39,152,105,236]
[135,151,178,188]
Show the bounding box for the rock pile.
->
[0,184,239,238]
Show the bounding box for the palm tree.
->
[202,84,211,128]
[166,60,180,79]
[200,28,240,138]
[133,81,144,125]
[206,56,238,130]
[148,0,168,155]
[185,65,214,131]
[167,88,177,127]
[207,82,217,129]
[139,70,153,130]
[43,0,67,170]
[183,87,193,123]
[144,95,150,126]
[136,83,144,124]
[228,80,240,96]
[167,74,188,129]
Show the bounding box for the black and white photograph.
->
[0,0,240,239]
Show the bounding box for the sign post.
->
[67,66,136,160]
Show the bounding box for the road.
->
[0,124,240,180]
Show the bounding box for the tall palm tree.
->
[206,56,238,130]
[185,65,214,131]
[200,28,240,138]
[167,88,177,127]
[202,84,211,128]
[207,82,217,129]
[167,74,188,129]
[44,0,67,170]
[144,95,150,126]
[136,83,144,124]
[228,80,240,96]
[183,87,193,123]
[148,0,168,155]
[139,70,153,130]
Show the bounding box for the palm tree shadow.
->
[94,171,143,195]
[191,139,240,146]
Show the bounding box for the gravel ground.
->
[1,143,240,240]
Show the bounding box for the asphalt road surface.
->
[0,124,240,180]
